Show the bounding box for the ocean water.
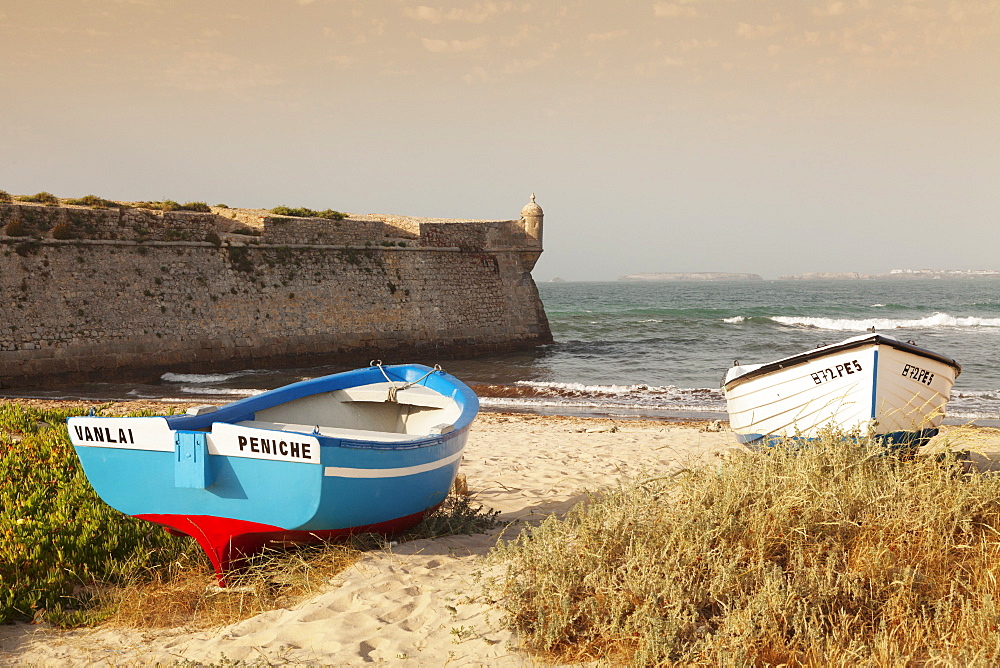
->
[11,279,1000,423]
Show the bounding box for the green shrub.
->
[230,227,261,236]
[14,241,41,256]
[4,219,29,237]
[64,195,117,208]
[0,190,12,203]
[488,436,1000,665]
[51,223,78,240]
[16,192,59,205]
[270,206,346,221]
[179,202,211,213]
[0,403,194,624]
[204,231,222,246]
[133,200,180,212]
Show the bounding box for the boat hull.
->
[723,335,960,450]
[69,364,478,583]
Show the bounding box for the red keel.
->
[136,510,433,586]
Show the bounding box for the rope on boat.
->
[370,360,443,402]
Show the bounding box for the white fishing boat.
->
[723,333,961,449]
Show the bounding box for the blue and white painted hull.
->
[68,364,478,583]
[723,333,961,449]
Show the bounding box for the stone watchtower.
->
[518,193,543,272]
[520,193,543,248]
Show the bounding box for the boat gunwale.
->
[723,334,961,392]
[159,363,479,437]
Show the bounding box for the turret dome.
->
[521,193,542,217]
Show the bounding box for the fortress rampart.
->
[0,197,550,388]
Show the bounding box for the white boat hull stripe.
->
[324,450,464,478]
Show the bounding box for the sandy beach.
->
[0,407,740,666]
[3,407,999,666]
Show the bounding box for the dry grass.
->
[92,489,499,631]
[488,433,1000,666]
[96,542,361,630]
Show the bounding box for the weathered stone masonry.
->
[0,197,551,388]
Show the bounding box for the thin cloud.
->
[813,2,847,17]
[736,23,785,39]
[421,36,490,53]
[403,3,526,24]
[587,29,628,42]
[162,50,284,94]
[653,3,699,18]
[678,38,718,52]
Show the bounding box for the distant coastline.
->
[615,270,1000,282]
[619,272,763,282]
[777,270,1000,280]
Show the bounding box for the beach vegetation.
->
[0,190,12,203]
[0,401,499,630]
[270,206,346,221]
[0,402,193,626]
[407,488,500,539]
[488,433,1000,665]
[16,192,60,205]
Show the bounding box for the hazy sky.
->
[2,1,997,280]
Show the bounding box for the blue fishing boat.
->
[68,363,478,584]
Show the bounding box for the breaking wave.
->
[472,381,726,415]
[177,386,264,397]
[770,313,1000,331]
[161,371,265,384]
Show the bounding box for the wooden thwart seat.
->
[236,420,422,443]
[332,383,454,408]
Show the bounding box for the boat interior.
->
[227,382,463,443]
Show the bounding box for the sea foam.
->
[161,371,261,384]
[770,313,1000,331]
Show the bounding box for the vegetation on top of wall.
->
[132,201,211,213]
[133,200,180,211]
[270,206,346,221]
[16,192,59,205]
[230,227,262,236]
[0,190,12,203]
[64,195,118,209]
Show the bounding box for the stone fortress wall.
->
[0,196,550,388]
